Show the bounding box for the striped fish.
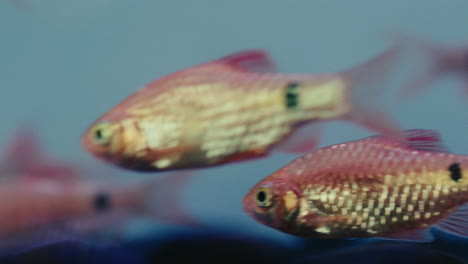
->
[81,46,405,172]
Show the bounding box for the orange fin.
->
[139,171,200,228]
[340,43,406,142]
[434,204,468,238]
[218,148,269,164]
[277,123,320,154]
[215,50,276,73]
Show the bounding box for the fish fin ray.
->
[434,204,468,238]
[341,43,406,142]
[367,129,450,153]
[378,228,434,242]
[401,129,449,152]
[277,123,321,154]
[216,50,276,73]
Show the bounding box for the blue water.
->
[1,1,468,263]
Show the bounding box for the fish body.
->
[82,46,405,172]
[0,126,196,253]
[243,130,468,241]
[0,176,147,236]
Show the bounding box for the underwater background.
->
[1,0,468,263]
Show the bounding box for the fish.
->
[243,129,468,242]
[0,171,196,237]
[81,44,407,172]
[0,127,197,254]
[391,33,468,100]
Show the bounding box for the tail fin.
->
[388,32,468,100]
[340,43,407,141]
[137,171,201,228]
[388,33,448,100]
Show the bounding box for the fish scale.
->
[243,130,468,241]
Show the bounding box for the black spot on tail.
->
[285,82,300,109]
[94,192,112,212]
[448,163,462,182]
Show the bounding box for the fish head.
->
[243,173,302,232]
[81,76,212,172]
[81,107,192,171]
[81,117,122,163]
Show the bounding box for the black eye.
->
[90,122,112,146]
[255,186,272,208]
[95,129,103,140]
[257,191,266,203]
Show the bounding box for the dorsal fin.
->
[402,129,449,153]
[1,125,79,182]
[368,129,450,153]
[215,50,276,73]
[1,124,42,175]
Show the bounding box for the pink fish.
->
[82,44,406,172]
[0,127,197,253]
[392,33,468,100]
[243,129,468,241]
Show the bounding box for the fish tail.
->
[137,171,201,228]
[340,42,406,142]
[388,32,446,100]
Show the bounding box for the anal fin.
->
[277,123,321,154]
[434,204,468,238]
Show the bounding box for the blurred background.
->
[1,0,468,263]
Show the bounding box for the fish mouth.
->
[80,131,95,154]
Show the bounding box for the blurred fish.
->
[243,129,468,242]
[391,33,468,100]
[0,171,196,238]
[82,45,406,172]
[0,127,197,254]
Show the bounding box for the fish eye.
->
[90,122,112,146]
[255,186,273,208]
